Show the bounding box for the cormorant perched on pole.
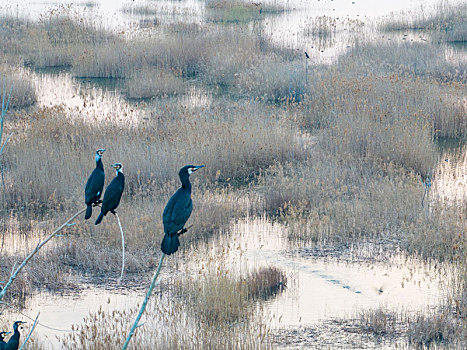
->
[0,332,11,350]
[95,163,125,225]
[85,149,105,220]
[5,321,25,350]
[161,165,204,255]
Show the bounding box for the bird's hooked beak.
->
[110,163,122,172]
[189,165,205,174]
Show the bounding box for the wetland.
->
[0,0,466,349]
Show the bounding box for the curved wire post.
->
[0,207,87,301]
[18,312,39,350]
[115,213,125,282]
[121,253,166,350]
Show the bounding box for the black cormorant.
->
[5,321,25,350]
[85,149,106,220]
[161,165,204,255]
[95,163,125,225]
[0,332,11,350]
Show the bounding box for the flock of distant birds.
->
[2,150,204,347]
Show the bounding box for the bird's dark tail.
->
[161,234,180,255]
[95,212,104,225]
[85,205,93,220]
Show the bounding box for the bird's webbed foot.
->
[177,227,188,236]
[177,224,193,236]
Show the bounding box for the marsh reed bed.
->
[0,1,466,348]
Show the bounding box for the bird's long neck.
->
[8,327,20,347]
[96,157,104,170]
[180,174,191,192]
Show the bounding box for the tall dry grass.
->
[356,306,466,348]
[0,8,113,69]
[206,0,285,24]
[407,308,466,349]
[259,154,423,244]
[126,67,186,99]
[0,67,36,108]
[72,23,297,99]
[0,97,302,282]
[296,67,466,139]
[380,3,467,42]
[0,5,465,348]
[1,99,302,211]
[235,58,306,102]
[337,42,466,83]
[59,267,274,349]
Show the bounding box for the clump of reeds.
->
[178,270,250,325]
[407,309,465,349]
[72,40,134,78]
[380,3,467,42]
[126,67,186,99]
[120,4,158,16]
[338,42,466,83]
[0,7,113,69]
[358,308,400,336]
[243,266,287,299]
[0,234,74,304]
[404,204,466,263]
[0,67,36,108]
[205,0,285,24]
[298,66,466,138]
[60,272,272,349]
[259,155,422,244]
[303,15,337,40]
[235,58,306,102]
[71,23,294,91]
[0,253,29,306]
[177,265,286,326]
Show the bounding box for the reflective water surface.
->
[1,217,453,348]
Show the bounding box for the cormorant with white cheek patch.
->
[5,321,25,350]
[84,149,105,220]
[95,163,125,225]
[0,331,11,350]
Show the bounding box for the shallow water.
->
[0,216,452,348]
[207,218,448,327]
